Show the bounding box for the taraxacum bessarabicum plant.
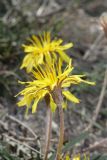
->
[16,32,95,160]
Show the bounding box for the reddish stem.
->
[54,88,64,160]
[44,96,52,160]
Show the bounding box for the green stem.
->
[44,96,52,160]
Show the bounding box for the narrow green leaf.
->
[63,131,89,152]
[49,153,56,160]
[49,132,89,160]
[98,155,107,160]
[91,154,101,160]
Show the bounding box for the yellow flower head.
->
[17,59,95,113]
[65,155,71,160]
[60,153,90,160]
[20,32,73,72]
[73,154,81,160]
[73,154,90,160]
[60,154,70,160]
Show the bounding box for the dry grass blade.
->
[82,138,107,153]
[85,66,107,131]
[6,114,38,139]
[83,32,104,60]
[3,134,43,156]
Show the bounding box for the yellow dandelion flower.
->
[17,59,95,113]
[72,154,90,160]
[59,154,70,160]
[21,32,73,72]
[65,155,71,160]
[73,154,81,160]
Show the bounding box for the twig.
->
[6,114,38,139]
[0,118,57,142]
[3,134,43,156]
[82,138,107,153]
[83,32,104,60]
[73,138,107,157]
[85,66,107,131]
[0,120,8,131]
[73,109,103,130]
[36,0,63,17]
[100,12,107,38]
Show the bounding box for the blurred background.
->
[0,0,107,159]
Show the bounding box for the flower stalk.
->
[53,88,64,160]
[56,101,64,160]
[44,95,52,160]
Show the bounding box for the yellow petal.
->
[20,54,31,68]
[32,35,42,47]
[62,42,73,50]
[62,90,80,103]
[58,64,73,84]
[38,53,43,64]
[17,97,26,107]
[82,79,96,85]
[32,90,48,113]
[57,58,62,75]
[27,61,34,73]
[32,99,39,113]
[62,100,67,109]
[72,154,80,160]
[17,94,33,107]
[57,50,70,63]
[65,155,71,160]
[20,54,34,72]
[50,96,57,112]
[52,52,57,61]
[23,45,37,52]
[62,82,71,88]
[45,52,52,64]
